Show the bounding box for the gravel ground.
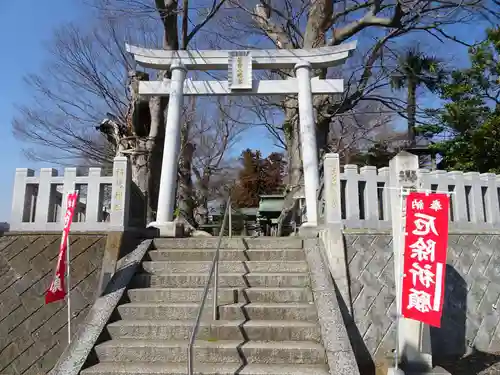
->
[370,352,500,375]
[436,352,500,375]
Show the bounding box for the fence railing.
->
[323,154,500,230]
[10,157,131,232]
[12,152,500,232]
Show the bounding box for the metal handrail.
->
[187,196,232,375]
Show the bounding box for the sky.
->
[0,2,489,222]
[0,1,88,221]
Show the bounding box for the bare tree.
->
[328,100,394,158]
[12,20,130,165]
[220,0,497,184]
[13,0,229,226]
[187,97,247,224]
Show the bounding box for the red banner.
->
[401,192,449,328]
[45,191,79,304]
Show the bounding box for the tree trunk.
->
[177,121,196,229]
[129,140,152,223]
[407,79,417,147]
[127,71,165,225]
[283,99,303,189]
[196,171,211,225]
[316,110,331,157]
[277,99,303,234]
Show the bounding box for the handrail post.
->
[229,201,232,238]
[213,249,219,320]
[188,195,231,374]
[187,347,194,375]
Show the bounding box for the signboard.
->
[45,191,79,304]
[228,51,252,90]
[401,192,449,327]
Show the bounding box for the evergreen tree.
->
[429,27,500,173]
[391,48,445,146]
[232,149,287,208]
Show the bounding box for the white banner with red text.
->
[401,192,449,328]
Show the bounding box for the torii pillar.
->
[152,63,187,235]
[295,61,320,226]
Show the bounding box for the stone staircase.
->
[81,237,331,375]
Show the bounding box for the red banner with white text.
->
[45,191,79,304]
[401,192,449,328]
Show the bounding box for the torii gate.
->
[126,42,357,236]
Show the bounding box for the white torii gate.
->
[126,42,357,236]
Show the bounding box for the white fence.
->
[10,152,500,232]
[323,153,500,230]
[10,157,131,232]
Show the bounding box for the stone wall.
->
[0,233,106,374]
[343,232,500,368]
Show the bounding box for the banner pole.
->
[394,186,406,370]
[66,232,71,344]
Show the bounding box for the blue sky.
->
[0,1,88,221]
[0,3,488,222]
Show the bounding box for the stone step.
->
[107,319,321,342]
[131,273,310,288]
[147,249,306,261]
[127,287,313,304]
[94,339,325,365]
[117,302,317,321]
[141,261,309,274]
[81,362,330,375]
[220,303,317,321]
[154,238,303,250]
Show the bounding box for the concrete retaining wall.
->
[0,233,106,374]
[341,232,500,370]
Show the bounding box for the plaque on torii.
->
[228,51,253,91]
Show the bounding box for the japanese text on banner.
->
[45,191,79,304]
[401,192,449,328]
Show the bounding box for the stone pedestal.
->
[387,368,405,375]
[147,221,184,238]
[298,222,320,238]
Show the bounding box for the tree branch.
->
[185,0,228,46]
[248,2,295,48]
[303,0,334,47]
[182,0,189,48]
[330,2,404,45]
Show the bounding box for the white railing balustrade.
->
[322,153,500,230]
[10,157,131,232]
[11,152,500,232]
